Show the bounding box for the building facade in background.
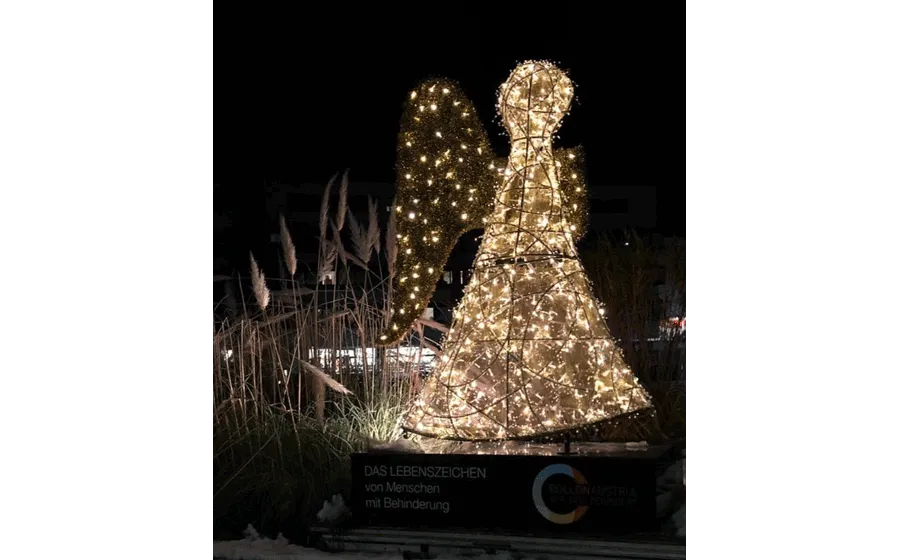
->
[258,180,659,265]
[215,181,660,264]
[214,181,683,334]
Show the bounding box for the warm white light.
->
[402,61,652,441]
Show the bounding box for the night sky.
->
[215,7,684,270]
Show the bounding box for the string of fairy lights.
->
[384,61,652,441]
[380,73,588,345]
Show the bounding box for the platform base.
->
[351,443,672,534]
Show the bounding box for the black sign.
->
[350,447,666,534]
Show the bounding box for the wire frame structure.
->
[391,61,653,441]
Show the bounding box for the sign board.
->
[350,448,666,534]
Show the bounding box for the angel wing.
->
[556,145,588,240]
[379,79,506,344]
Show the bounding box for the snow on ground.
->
[215,524,531,559]
[215,522,685,560]
[213,533,527,560]
[317,494,350,524]
[208,524,532,560]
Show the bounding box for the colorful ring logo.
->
[532,464,589,524]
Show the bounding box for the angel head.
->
[498,61,574,140]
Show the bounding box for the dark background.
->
[214,7,685,273]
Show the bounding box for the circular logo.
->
[532,464,589,524]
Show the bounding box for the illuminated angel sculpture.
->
[381,61,652,441]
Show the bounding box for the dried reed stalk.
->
[319,172,337,239]
[279,214,297,276]
[367,196,381,255]
[299,359,352,395]
[249,252,270,310]
[335,169,349,232]
[416,317,449,334]
[331,220,369,270]
[385,205,397,277]
[347,211,371,264]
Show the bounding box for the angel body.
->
[387,61,651,441]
